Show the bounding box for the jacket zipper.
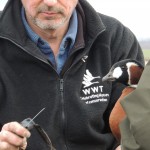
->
[59,79,67,149]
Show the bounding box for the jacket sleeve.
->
[110,20,144,65]
[120,61,150,150]
[119,117,141,150]
[101,14,144,65]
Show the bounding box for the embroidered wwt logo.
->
[82,69,100,88]
[81,69,109,104]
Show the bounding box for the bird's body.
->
[102,59,144,141]
[109,87,134,140]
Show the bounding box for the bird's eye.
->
[121,66,126,69]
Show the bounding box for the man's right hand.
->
[0,122,31,150]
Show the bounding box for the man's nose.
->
[44,0,57,6]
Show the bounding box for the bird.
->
[102,59,144,141]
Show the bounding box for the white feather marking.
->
[126,62,138,85]
[130,85,137,88]
[112,67,123,78]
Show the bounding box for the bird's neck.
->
[129,66,144,86]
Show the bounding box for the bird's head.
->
[102,59,144,87]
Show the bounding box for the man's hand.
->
[0,122,31,150]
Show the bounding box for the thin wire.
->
[26,108,45,128]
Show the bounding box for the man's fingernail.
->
[23,138,27,145]
[25,131,31,138]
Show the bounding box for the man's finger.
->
[2,122,31,138]
[0,130,27,147]
[0,140,18,150]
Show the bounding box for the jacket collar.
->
[0,0,27,45]
[78,0,106,39]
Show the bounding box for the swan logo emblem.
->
[82,69,101,88]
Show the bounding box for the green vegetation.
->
[142,49,150,61]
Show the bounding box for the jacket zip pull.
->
[59,79,65,121]
[60,79,65,121]
[81,55,88,62]
[60,79,64,92]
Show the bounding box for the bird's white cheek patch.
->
[113,67,123,78]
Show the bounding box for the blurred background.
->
[1,0,150,60]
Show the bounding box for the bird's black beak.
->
[102,72,116,82]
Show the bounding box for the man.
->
[120,60,150,150]
[0,0,144,149]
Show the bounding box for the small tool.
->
[20,108,45,130]
[20,108,56,150]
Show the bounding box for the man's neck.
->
[26,18,69,56]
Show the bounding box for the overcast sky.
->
[88,0,150,40]
[1,0,150,40]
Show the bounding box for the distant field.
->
[142,49,150,61]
